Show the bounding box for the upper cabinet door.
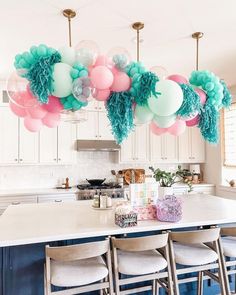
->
[150,131,163,163]
[98,112,114,140]
[163,134,179,163]
[178,128,191,163]
[120,132,134,163]
[135,125,149,162]
[39,127,57,164]
[58,122,76,164]
[19,120,39,164]
[77,111,98,140]
[0,107,19,164]
[191,127,205,163]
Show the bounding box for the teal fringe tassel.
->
[220,80,232,108]
[198,101,219,144]
[176,84,202,117]
[135,71,159,105]
[26,52,61,104]
[106,92,134,144]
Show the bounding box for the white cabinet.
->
[87,100,106,112]
[120,125,149,163]
[0,195,37,215]
[58,122,76,164]
[19,119,39,164]
[173,184,215,196]
[150,132,178,163]
[77,111,113,140]
[0,107,18,164]
[178,127,205,163]
[39,128,58,164]
[38,194,76,203]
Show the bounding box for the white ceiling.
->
[1,0,236,86]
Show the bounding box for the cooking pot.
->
[86,178,106,186]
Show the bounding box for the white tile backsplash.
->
[0,151,187,190]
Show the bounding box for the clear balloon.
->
[72,77,91,103]
[75,40,100,67]
[9,101,27,117]
[148,80,183,116]
[150,66,168,80]
[7,71,39,109]
[107,47,131,70]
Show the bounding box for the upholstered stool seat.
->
[173,242,218,266]
[221,236,236,258]
[51,256,108,287]
[117,249,168,275]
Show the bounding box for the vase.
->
[158,186,174,200]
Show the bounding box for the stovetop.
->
[77,183,122,190]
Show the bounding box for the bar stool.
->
[44,239,114,295]
[111,233,174,295]
[169,227,230,295]
[220,227,236,293]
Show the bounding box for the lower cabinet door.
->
[37,194,77,203]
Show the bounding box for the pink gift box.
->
[133,205,157,221]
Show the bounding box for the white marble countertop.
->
[0,183,214,197]
[0,194,235,247]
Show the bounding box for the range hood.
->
[77,140,120,151]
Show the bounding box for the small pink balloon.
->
[168,119,186,136]
[42,96,63,113]
[150,122,167,136]
[92,89,110,101]
[111,71,131,92]
[9,102,27,118]
[42,112,61,128]
[90,66,114,90]
[110,66,119,76]
[24,116,42,132]
[186,114,199,127]
[167,74,188,84]
[195,88,207,105]
[27,106,47,119]
[94,55,111,67]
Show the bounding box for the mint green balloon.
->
[153,114,176,128]
[52,63,73,98]
[148,80,183,116]
[58,46,75,66]
[135,105,154,124]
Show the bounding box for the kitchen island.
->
[1,194,236,294]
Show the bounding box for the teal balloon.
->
[135,105,154,124]
[153,114,176,128]
[148,80,183,116]
[52,63,73,98]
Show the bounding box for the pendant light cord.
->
[63,9,76,48]
[132,22,144,62]
[192,32,204,71]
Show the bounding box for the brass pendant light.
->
[192,32,204,70]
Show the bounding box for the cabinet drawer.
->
[38,194,77,203]
[0,195,37,211]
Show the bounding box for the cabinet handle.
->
[95,135,98,138]
[99,107,102,110]
[12,202,20,205]
[19,159,23,162]
[55,199,62,202]
[165,157,167,160]
[95,107,98,110]
[58,158,61,161]
[14,159,18,162]
[53,158,57,161]
[99,135,101,138]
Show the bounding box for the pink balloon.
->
[186,114,199,127]
[24,116,42,132]
[150,122,167,135]
[111,72,131,92]
[42,112,61,128]
[42,96,63,113]
[167,74,188,84]
[27,106,47,119]
[110,66,119,76]
[9,101,27,117]
[92,89,110,101]
[94,55,111,67]
[195,88,207,105]
[90,66,114,90]
[168,120,186,136]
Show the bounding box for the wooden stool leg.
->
[197,271,203,295]
[217,239,231,295]
[168,240,180,295]
[152,279,156,295]
[164,244,174,295]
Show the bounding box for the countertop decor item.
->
[115,203,137,228]
[86,178,106,186]
[156,195,183,223]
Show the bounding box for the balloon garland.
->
[8,42,232,145]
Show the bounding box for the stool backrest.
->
[112,233,168,252]
[221,227,236,237]
[46,239,109,262]
[170,228,220,244]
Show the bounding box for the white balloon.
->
[148,80,183,116]
[52,63,73,98]
[135,105,154,124]
[153,114,176,128]
[58,46,75,66]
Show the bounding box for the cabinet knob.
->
[58,158,61,161]
[99,107,102,110]
[19,159,23,162]
[54,158,57,161]
[95,135,98,138]
[12,202,20,205]
[55,199,62,202]
[99,135,101,138]
[14,159,18,162]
